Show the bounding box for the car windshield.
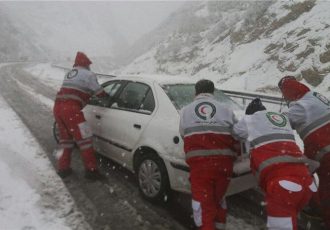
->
[162,84,242,111]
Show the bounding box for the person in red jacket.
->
[278,76,330,229]
[233,98,318,230]
[179,79,240,230]
[53,51,107,180]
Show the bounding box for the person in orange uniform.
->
[53,51,107,180]
[179,79,240,230]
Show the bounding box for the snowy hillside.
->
[123,0,330,97]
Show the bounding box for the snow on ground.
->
[0,93,90,229]
[25,63,64,90]
[13,77,54,109]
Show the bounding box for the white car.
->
[59,74,257,202]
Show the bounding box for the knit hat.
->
[73,51,92,68]
[245,98,266,115]
[278,76,310,101]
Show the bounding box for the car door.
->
[96,81,156,168]
[83,80,124,153]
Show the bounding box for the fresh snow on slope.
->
[0,94,90,230]
[122,0,330,99]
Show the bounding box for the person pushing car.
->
[179,79,240,230]
[233,98,318,230]
[53,51,107,180]
[278,76,330,229]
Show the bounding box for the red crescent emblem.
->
[271,115,281,121]
[201,106,207,114]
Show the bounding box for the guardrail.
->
[222,89,283,106]
[51,64,116,78]
[51,63,284,108]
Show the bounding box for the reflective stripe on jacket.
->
[250,133,295,149]
[186,148,236,160]
[255,154,318,181]
[179,94,238,161]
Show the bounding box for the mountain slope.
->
[123,0,330,96]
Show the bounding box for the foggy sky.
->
[1,1,186,59]
[109,1,186,44]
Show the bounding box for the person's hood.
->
[73,52,92,68]
[280,79,310,101]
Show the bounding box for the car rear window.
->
[162,84,242,110]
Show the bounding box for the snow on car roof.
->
[114,74,197,85]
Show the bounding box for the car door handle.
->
[133,124,141,129]
[95,115,102,119]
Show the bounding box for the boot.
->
[85,169,106,181]
[57,168,73,178]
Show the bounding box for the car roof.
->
[105,74,197,85]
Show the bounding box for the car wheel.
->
[137,153,170,203]
[53,121,60,144]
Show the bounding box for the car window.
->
[140,89,155,113]
[111,82,151,113]
[162,84,242,110]
[88,81,123,107]
[103,81,122,98]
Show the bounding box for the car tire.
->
[53,121,60,144]
[136,153,171,203]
